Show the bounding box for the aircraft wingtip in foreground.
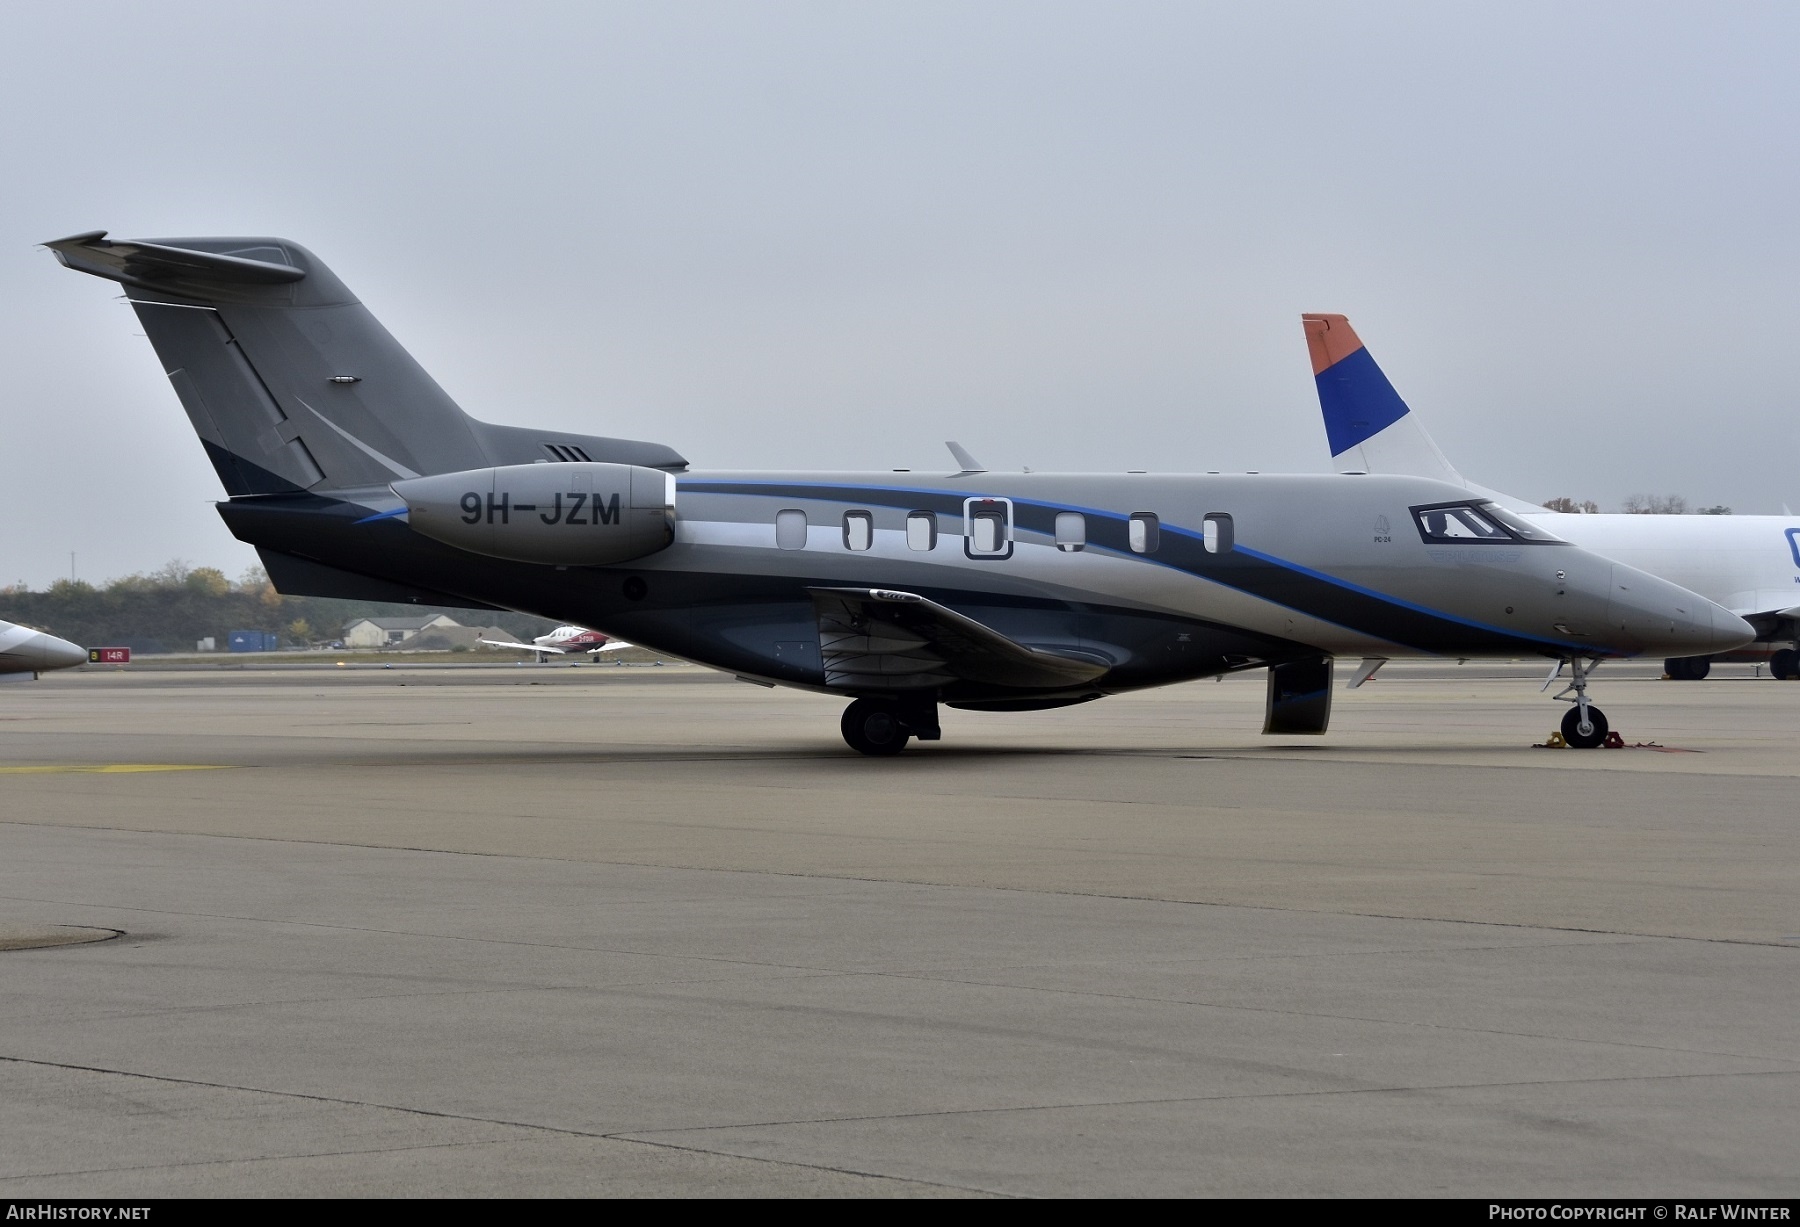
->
[0,619,87,680]
[1301,311,1800,682]
[43,230,1751,751]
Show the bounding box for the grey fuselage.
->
[228,467,1742,708]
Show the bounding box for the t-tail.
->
[43,231,684,499]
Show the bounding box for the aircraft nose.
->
[1709,605,1755,654]
[1606,565,1753,656]
[34,634,88,671]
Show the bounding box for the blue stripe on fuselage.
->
[677,479,1583,656]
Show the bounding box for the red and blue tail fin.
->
[1301,313,1465,487]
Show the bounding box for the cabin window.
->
[963,497,1013,559]
[843,510,873,551]
[1203,512,1234,554]
[1128,512,1160,554]
[906,511,937,551]
[775,508,808,550]
[1054,512,1086,552]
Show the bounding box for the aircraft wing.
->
[809,588,1110,690]
[479,639,569,654]
[586,640,631,653]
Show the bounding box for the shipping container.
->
[227,630,279,652]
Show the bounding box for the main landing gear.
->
[1770,649,1799,681]
[1548,655,1609,749]
[840,697,941,756]
[1664,655,1712,681]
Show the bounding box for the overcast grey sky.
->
[3,1,1795,588]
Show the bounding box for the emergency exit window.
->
[963,497,1013,559]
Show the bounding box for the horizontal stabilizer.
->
[46,228,689,499]
[809,587,1109,692]
[45,231,305,291]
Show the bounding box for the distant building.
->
[341,614,462,649]
[411,625,512,651]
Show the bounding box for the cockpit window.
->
[1410,501,1566,545]
[1478,502,1566,543]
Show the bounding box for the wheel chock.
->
[1533,731,1567,748]
[1602,730,1625,748]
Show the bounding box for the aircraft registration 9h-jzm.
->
[48,231,1751,752]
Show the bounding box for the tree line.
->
[1541,495,1730,515]
[0,562,555,653]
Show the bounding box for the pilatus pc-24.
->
[48,232,1750,753]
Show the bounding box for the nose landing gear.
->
[1547,656,1609,749]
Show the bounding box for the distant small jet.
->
[0,619,87,679]
[479,625,630,660]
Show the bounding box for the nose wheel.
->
[1547,655,1609,749]
[1560,703,1609,749]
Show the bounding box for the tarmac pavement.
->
[0,664,1794,1196]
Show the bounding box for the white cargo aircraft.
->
[1303,314,1800,679]
[0,619,87,679]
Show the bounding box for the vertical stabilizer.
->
[45,231,686,499]
[1301,313,1544,514]
[1302,313,1465,485]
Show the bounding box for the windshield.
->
[1410,501,1566,545]
[1477,502,1566,543]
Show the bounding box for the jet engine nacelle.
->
[392,463,676,566]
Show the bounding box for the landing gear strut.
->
[1549,656,1608,749]
[840,696,941,756]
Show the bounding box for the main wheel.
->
[1561,704,1609,750]
[1771,649,1799,680]
[841,699,911,756]
[1665,656,1711,680]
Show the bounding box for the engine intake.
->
[392,462,675,565]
